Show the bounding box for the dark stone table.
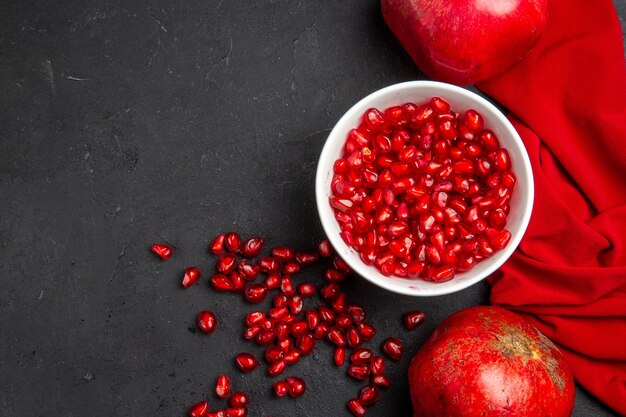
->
[2,1,624,416]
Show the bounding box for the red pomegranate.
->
[408,306,575,417]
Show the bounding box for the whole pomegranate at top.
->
[408,306,575,417]
[381,0,548,85]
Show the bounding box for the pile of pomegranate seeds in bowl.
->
[329,97,516,283]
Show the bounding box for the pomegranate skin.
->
[408,306,574,417]
[381,0,548,85]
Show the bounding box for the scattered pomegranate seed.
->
[271,246,295,261]
[197,311,217,334]
[359,386,380,405]
[370,374,391,388]
[228,392,250,408]
[182,267,202,288]
[347,398,367,417]
[151,243,173,260]
[210,235,226,255]
[273,380,289,398]
[370,356,385,375]
[296,251,319,266]
[235,353,258,372]
[244,284,268,304]
[286,377,306,397]
[334,346,346,366]
[189,400,210,417]
[211,274,234,291]
[225,232,241,253]
[240,237,264,258]
[348,363,370,381]
[216,375,231,398]
[403,311,426,330]
[225,407,246,417]
[216,253,238,274]
[382,337,404,361]
[317,239,333,257]
[297,282,316,297]
[267,360,287,377]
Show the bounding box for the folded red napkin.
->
[477,0,626,414]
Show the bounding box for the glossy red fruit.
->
[370,356,385,375]
[286,377,306,398]
[327,328,347,347]
[347,399,367,417]
[224,232,241,253]
[151,243,173,260]
[244,284,268,304]
[357,322,376,341]
[235,353,258,372]
[370,374,391,388]
[297,282,316,298]
[182,267,202,288]
[216,253,238,274]
[211,274,234,292]
[324,268,346,282]
[382,337,404,361]
[240,237,264,258]
[267,360,287,377]
[334,347,346,366]
[197,311,217,334]
[347,363,370,381]
[359,386,380,405]
[272,246,295,262]
[408,306,575,417]
[317,239,333,257]
[273,380,289,398]
[296,251,319,266]
[381,0,548,85]
[225,407,247,417]
[210,234,226,255]
[258,256,281,274]
[229,392,250,408]
[403,311,426,330]
[189,400,210,417]
[350,348,373,364]
[216,375,231,398]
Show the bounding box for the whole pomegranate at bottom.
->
[408,306,574,417]
[381,0,548,85]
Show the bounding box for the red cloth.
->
[477,0,626,415]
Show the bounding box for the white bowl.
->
[315,81,534,296]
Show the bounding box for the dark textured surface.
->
[1,1,624,416]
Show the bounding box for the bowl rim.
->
[315,80,534,297]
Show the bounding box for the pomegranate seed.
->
[306,310,320,330]
[348,363,370,381]
[382,337,404,361]
[209,235,226,255]
[229,272,245,292]
[151,243,173,260]
[189,401,210,417]
[265,345,284,363]
[224,232,241,253]
[350,348,373,364]
[225,408,247,417]
[216,375,231,398]
[317,239,333,257]
[347,399,367,417]
[347,327,362,348]
[296,333,315,354]
[357,322,376,341]
[229,392,250,408]
[197,311,217,334]
[273,381,289,398]
[272,246,295,262]
[280,276,295,295]
[297,282,316,297]
[359,386,380,405]
[255,330,275,346]
[237,261,259,281]
[320,283,340,301]
[258,256,280,274]
[283,349,301,365]
[243,326,260,341]
[283,262,300,275]
[347,304,366,324]
[216,253,238,274]
[327,327,347,346]
[295,251,319,266]
[182,267,202,288]
[267,360,287,377]
[334,347,346,366]
[211,274,234,291]
[370,356,385,375]
[403,311,426,330]
[265,274,281,289]
[314,323,330,339]
[286,377,306,397]
[240,237,264,258]
[209,410,226,417]
[244,284,267,303]
[235,353,258,372]
[370,374,391,388]
[324,268,346,282]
